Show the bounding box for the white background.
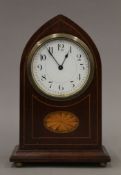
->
[0,0,121,174]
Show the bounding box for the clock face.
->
[28,34,94,99]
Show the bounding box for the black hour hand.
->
[61,50,70,67]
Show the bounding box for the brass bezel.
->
[27,33,95,100]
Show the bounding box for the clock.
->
[28,33,94,99]
[10,15,111,166]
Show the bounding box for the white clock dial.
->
[30,35,93,98]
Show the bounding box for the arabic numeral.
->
[37,64,42,70]
[41,75,46,81]
[40,54,46,61]
[78,74,81,80]
[70,81,75,87]
[77,54,81,61]
[69,46,72,53]
[48,81,53,88]
[58,85,64,90]
[58,43,64,51]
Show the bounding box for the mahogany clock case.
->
[10,15,111,165]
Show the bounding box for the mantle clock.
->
[10,15,111,166]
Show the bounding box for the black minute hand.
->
[46,47,60,66]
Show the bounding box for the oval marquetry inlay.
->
[43,111,79,133]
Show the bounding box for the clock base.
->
[10,145,111,166]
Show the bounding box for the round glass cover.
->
[28,34,94,99]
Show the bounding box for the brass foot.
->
[99,162,107,167]
[15,162,23,167]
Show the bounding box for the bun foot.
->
[15,162,23,167]
[99,162,107,167]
